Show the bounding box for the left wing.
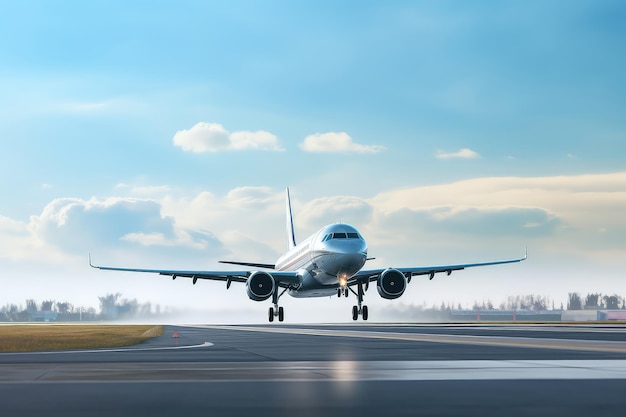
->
[350,249,527,284]
[89,257,300,288]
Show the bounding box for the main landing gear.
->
[268,286,289,322]
[347,282,368,321]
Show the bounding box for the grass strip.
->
[0,324,164,352]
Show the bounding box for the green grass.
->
[0,324,164,352]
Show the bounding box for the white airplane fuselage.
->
[275,223,368,298]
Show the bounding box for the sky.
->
[1,1,625,322]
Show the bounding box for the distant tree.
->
[603,295,621,310]
[567,293,582,310]
[530,295,548,311]
[585,293,601,309]
[17,310,31,322]
[99,293,121,319]
[41,300,55,311]
[56,302,73,314]
[118,298,139,317]
[25,299,38,313]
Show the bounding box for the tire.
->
[362,305,369,321]
[338,288,342,298]
[352,305,358,321]
[278,306,284,322]
[269,307,274,322]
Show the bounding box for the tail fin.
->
[285,187,297,250]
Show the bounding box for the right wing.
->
[350,248,528,285]
[89,256,300,288]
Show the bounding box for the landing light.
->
[338,276,348,287]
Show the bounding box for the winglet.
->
[286,187,297,250]
[88,253,95,268]
[523,246,528,260]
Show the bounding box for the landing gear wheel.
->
[338,288,342,298]
[269,307,274,322]
[362,305,368,321]
[344,289,348,297]
[278,306,284,322]
[352,305,358,321]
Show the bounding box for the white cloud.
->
[299,196,374,230]
[300,132,386,153]
[368,172,626,262]
[173,122,284,153]
[23,197,223,264]
[435,148,481,159]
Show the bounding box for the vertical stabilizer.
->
[285,187,297,250]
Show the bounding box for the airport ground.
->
[2,323,626,416]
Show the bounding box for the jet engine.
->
[376,268,407,300]
[246,271,275,301]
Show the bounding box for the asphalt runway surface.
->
[3,323,626,416]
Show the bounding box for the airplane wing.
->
[350,249,527,284]
[89,257,301,288]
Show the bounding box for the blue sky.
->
[1,1,625,321]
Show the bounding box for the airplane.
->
[90,188,527,322]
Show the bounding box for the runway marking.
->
[0,341,214,355]
[3,360,626,382]
[198,325,626,353]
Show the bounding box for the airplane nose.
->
[333,239,367,255]
[335,251,367,273]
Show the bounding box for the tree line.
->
[0,293,162,322]
[567,292,626,310]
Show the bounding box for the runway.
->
[2,323,626,416]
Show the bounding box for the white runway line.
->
[0,341,214,355]
[198,325,626,353]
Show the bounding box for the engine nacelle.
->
[377,268,407,300]
[246,271,275,301]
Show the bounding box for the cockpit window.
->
[323,231,364,241]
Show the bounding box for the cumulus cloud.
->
[173,122,284,152]
[300,132,386,153]
[299,196,374,230]
[225,186,277,208]
[378,206,559,238]
[29,197,222,259]
[435,148,481,159]
[368,172,626,264]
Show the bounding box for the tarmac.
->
[2,323,626,416]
